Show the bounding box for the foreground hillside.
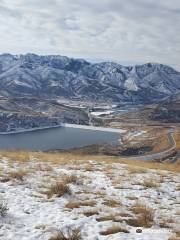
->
[0,152,179,240]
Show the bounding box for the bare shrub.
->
[50,227,82,240]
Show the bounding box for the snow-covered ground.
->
[0,157,179,240]
[90,110,115,116]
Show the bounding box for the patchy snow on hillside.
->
[0,157,179,240]
[90,110,114,116]
[124,77,139,92]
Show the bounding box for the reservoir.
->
[0,125,122,151]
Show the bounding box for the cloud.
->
[0,0,179,70]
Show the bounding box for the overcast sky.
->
[0,0,180,70]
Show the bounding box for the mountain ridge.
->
[0,53,180,104]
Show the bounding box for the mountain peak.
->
[0,53,179,104]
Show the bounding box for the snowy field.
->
[0,155,179,240]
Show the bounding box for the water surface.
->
[0,126,120,151]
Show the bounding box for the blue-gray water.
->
[0,127,120,151]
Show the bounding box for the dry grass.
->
[8,169,28,181]
[63,175,78,184]
[100,225,129,235]
[169,231,180,240]
[65,200,96,209]
[128,203,154,228]
[96,215,116,222]
[174,132,180,151]
[159,218,174,229]
[83,209,99,217]
[35,163,53,172]
[141,179,160,189]
[1,151,180,173]
[0,151,30,163]
[0,151,84,165]
[50,227,82,240]
[96,214,122,222]
[46,181,71,198]
[103,199,121,208]
[122,159,180,173]
[176,184,180,191]
[83,163,94,172]
[127,196,138,201]
[152,133,170,152]
[128,166,147,174]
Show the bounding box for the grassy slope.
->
[0,151,179,173]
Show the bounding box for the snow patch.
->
[124,77,139,91]
[90,110,114,116]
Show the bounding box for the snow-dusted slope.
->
[0,54,180,104]
[0,156,179,240]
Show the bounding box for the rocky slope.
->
[150,92,180,122]
[0,54,180,104]
[0,97,92,132]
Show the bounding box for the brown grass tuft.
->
[50,227,82,240]
[168,231,180,240]
[46,181,71,198]
[103,199,121,208]
[83,163,94,172]
[159,218,174,229]
[100,225,129,235]
[83,209,99,217]
[96,214,122,222]
[128,203,154,228]
[8,169,28,181]
[65,200,96,209]
[63,175,78,184]
[128,166,147,174]
[142,179,160,189]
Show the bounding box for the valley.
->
[0,53,180,162]
[0,54,179,240]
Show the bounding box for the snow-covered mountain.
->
[0,53,180,104]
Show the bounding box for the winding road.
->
[128,130,178,162]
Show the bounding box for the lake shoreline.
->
[0,124,122,151]
[0,123,126,135]
[0,124,63,135]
